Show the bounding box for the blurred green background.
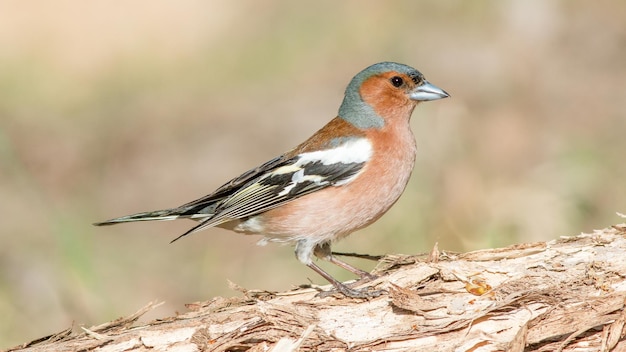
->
[1,0,625,347]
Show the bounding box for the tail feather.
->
[94,209,190,226]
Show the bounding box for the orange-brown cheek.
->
[359,77,411,119]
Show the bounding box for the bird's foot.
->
[317,282,386,299]
[357,272,378,282]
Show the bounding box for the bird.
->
[94,61,449,298]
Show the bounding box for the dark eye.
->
[390,76,404,87]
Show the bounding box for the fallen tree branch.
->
[8,224,626,352]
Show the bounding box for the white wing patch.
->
[274,137,373,196]
[297,138,373,166]
[278,168,325,196]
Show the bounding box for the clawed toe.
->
[316,283,386,299]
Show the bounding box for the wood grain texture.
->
[9,223,626,352]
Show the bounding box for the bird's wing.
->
[169,136,373,242]
[176,155,290,215]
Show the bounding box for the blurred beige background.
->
[1,0,625,347]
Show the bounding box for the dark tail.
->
[93,208,190,226]
[94,203,217,245]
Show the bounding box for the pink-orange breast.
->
[254,118,417,244]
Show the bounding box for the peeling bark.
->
[8,224,626,352]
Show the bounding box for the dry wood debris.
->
[7,223,626,352]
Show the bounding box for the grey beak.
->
[409,81,450,101]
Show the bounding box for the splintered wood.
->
[8,224,626,352]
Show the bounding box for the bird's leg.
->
[330,251,383,261]
[295,240,383,298]
[305,261,381,298]
[314,243,378,281]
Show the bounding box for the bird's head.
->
[339,62,449,129]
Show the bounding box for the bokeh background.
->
[1,0,625,347]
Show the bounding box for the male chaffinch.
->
[95,61,449,298]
